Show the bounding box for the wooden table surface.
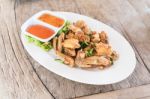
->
[0,0,150,99]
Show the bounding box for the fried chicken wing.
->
[62,38,80,49]
[56,51,75,67]
[75,20,86,28]
[66,31,75,39]
[53,37,57,51]
[64,48,76,56]
[99,31,108,43]
[95,42,112,56]
[75,50,92,68]
[91,33,100,43]
[83,56,111,66]
[68,24,82,33]
[57,33,64,52]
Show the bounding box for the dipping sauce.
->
[38,14,64,28]
[27,25,54,39]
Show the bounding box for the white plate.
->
[21,11,136,85]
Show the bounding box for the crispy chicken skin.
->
[62,38,80,49]
[111,51,119,60]
[91,33,100,43]
[75,20,86,28]
[68,24,82,33]
[83,56,111,66]
[75,20,91,34]
[56,51,75,67]
[76,50,86,59]
[53,37,57,51]
[99,31,108,43]
[75,33,90,42]
[64,48,76,56]
[75,51,110,67]
[82,26,91,34]
[66,31,75,39]
[75,50,92,68]
[57,33,64,52]
[95,42,112,56]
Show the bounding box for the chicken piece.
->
[66,31,75,39]
[83,56,111,66]
[74,31,84,39]
[74,20,91,34]
[83,35,90,42]
[56,51,74,67]
[63,60,70,65]
[62,38,80,49]
[82,26,91,34]
[57,33,65,52]
[75,50,92,68]
[64,48,76,56]
[95,42,112,56]
[75,33,90,42]
[75,20,86,28]
[68,24,82,33]
[76,50,86,59]
[99,31,108,43]
[91,33,100,43]
[53,37,58,51]
[111,51,119,60]
[99,66,104,69]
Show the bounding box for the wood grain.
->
[0,0,54,99]
[0,0,150,99]
[76,84,150,99]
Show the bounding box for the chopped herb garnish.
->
[85,48,94,57]
[55,59,64,63]
[57,21,71,36]
[110,58,114,65]
[80,41,89,49]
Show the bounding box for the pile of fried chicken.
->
[52,20,118,69]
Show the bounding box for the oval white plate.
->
[21,11,136,85]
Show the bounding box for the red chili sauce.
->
[38,14,64,28]
[27,25,54,39]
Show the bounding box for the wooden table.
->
[0,0,150,99]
